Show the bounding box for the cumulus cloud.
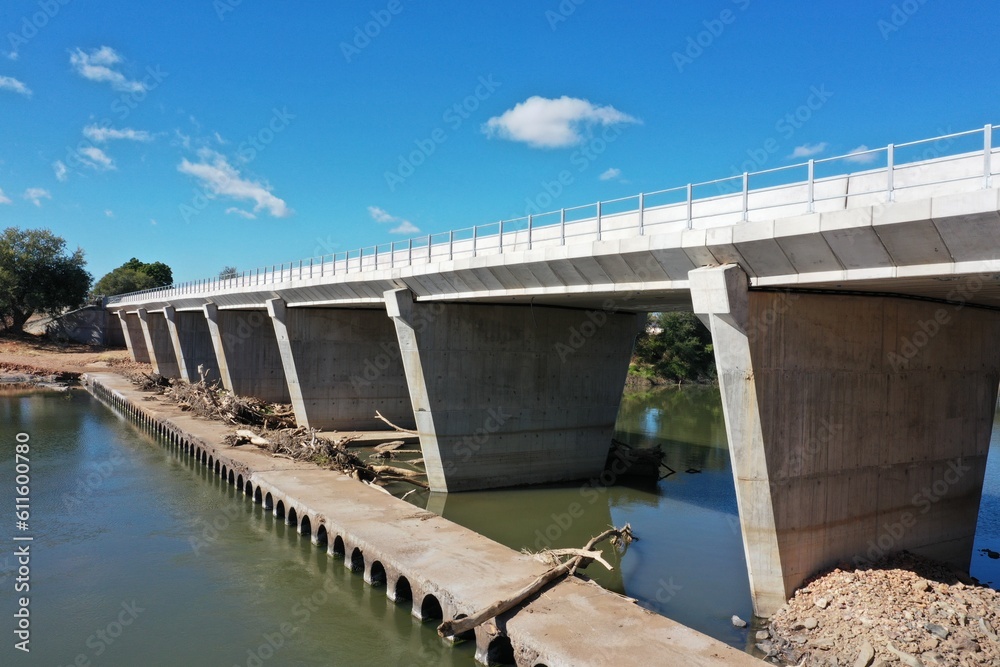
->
[69,46,144,93]
[788,142,828,159]
[845,145,879,164]
[23,188,51,207]
[483,96,639,149]
[178,149,290,218]
[79,146,115,171]
[53,160,68,182]
[599,167,622,181]
[225,207,256,220]
[368,206,419,234]
[0,75,31,96]
[0,188,11,205]
[83,125,153,142]
[105,209,115,218]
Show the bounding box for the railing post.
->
[309,258,313,278]
[390,242,395,269]
[741,172,749,221]
[426,234,432,263]
[887,143,895,202]
[686,183,693,230]
[638,192,645,236]
[807,159,815,213]
[985,124,993,188]
[560,209,566,245]
[528,214,533,250]
[596,201,602,241]
[499,220,503,252]
[473,225,478,257]
[449,230,454,260]
[408,238,412,265]
[319,256,324,277]
[374,245,379,270]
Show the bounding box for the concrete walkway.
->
[86,373,762,667]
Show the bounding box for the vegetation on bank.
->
[629,311,717,385]
[92,257,173,296]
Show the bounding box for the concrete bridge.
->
[106,125,1000,616]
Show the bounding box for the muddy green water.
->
[1,387,998,665]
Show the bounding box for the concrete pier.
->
[118,311,150,364]
[137,308,180,377]
[267,299,413,430]
[692,264,1000,616]
[86,373,761,667]
[204,303,290,403]
[164,307,219,383]
[385,289,641,493]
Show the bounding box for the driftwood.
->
[436,525,634,638]
[374,410,419,435]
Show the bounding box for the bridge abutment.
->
[137,308,181,377]
[203,303,290,403]
[118,311,151,364]
[266,299,413,430]
[385,289,641,492]
[691,264,1000,616]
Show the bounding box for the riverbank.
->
[0,332,134,387]
[83,372,762,667]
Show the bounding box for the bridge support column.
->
[117,311,150,364]
[203,303,289,403]
[137,309,180,377]
[691,264,1000,617]
[164,307,219,384]
[267,299,413,430]
[385,289,641,492]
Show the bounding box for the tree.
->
[633,311,716,383]
[219,266,238,279]
[93,257,173,296]
[0,227,92,333]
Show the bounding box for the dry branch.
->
[374,410,419,435]
[437,525,634,638]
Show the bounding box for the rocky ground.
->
[0,332,134,381]
[760,552,1000,666]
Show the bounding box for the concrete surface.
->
[203,303,289,403]
[118,310,150,363]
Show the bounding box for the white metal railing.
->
[105,124,998,305]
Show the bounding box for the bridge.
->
[106,125,1000,616]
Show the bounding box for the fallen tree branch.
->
[437,525,633,638]
[374,410,419,435]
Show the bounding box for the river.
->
[0,386,997,665]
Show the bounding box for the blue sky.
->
[1,0,998,284]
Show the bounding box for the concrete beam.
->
[136,309,179,376]
[203,303,289,403]
[165,307,219,384]
[385,288,641,492]
[692,264,1000,616]
[267,299,413,430]
[117,311,150,363]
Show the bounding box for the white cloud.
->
[150,218,157,226]
[225,207,256,220]
[483,96,640,149]
[23,188,51,207]
[83,125,153,142]
[0,75,31,96]
[0,188,11,205]
[178,149,290,218]
[53,160,68,182]
[6,50,18,61]
[105,209,115,217]
[599,167,622,181]
[69,46,144,93]
[390,221,420,234]
[79,146,115,171]
[788,142,828,159]
[368,206,419,234]
[845,145,879,164]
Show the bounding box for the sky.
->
[1,0,999,285]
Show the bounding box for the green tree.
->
[0,227,92,333]
[219,266,238,279]
[93,257,173,296]
[633,311,716,383]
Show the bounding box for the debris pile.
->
[761,552,1000,666]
